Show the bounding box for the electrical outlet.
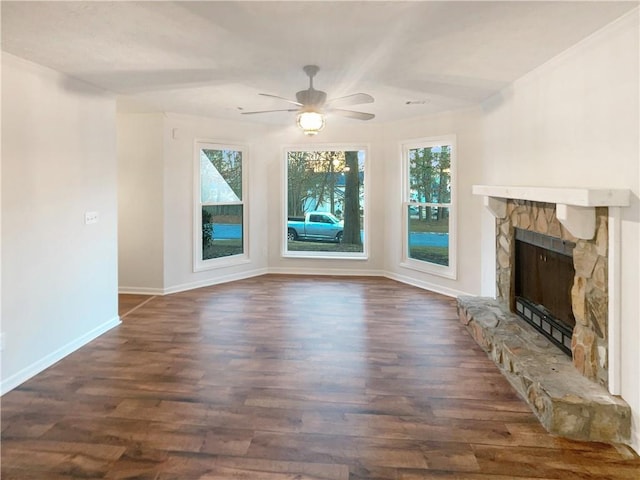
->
[85,211,99,225]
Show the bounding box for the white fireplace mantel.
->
[472,185,631,239]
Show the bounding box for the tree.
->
[204,149,242,196]
[342,151,361,245]
[408,146,452,221]
[287,151,314,217]
[327,151,342,213]
[435,146,451,220]
[287,151,347,217]
[409,147,434,220]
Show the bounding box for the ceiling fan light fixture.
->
[297,111,325,136]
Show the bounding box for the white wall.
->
[118,111,482,290]
[1,54,120,393]
[161,113,272,293]
[153,104,485,296]
[117,113,165,293]
[478,10,640,452]
[382,108,484,297]
[117,112,395,293]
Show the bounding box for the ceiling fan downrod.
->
[303,65,319,90]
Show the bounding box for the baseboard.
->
[385,271,473,298]
[162,268,269,295]
[118,286,165,295]
[122,269,472,297]
[1,316,121,395]
[268,267,386,277]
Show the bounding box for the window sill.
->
[282,252,369,261]
[399,260,456,280]
[194,255,250,273]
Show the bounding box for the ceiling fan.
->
[241,65,375,135]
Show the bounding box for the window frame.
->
[400,135,457,279]
[282,143,369,260]
[193,140,249,272]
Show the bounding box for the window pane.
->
[286,150,365,255]
[408,205,449,266]
[202,205,243,260]
[201,149,242,203]
[408,145,451,203]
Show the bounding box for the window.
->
[194,142,247,271]
[284,147,367,258]
[402,136,456,278]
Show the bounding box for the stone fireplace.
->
[456,185,631,444]
[496,200,609,386]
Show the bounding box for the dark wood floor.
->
[118,293,156,318]
[2,275,638,479]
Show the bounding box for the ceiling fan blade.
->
[331,109,375,121]
[326,93,374,108]
[259,93,303,107]
[240,108,299,115]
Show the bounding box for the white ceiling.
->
[1,1,637,125]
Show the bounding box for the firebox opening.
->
[513,229,576,356]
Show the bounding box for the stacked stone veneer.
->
[495,200,609,387]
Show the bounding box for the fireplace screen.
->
[513,229,576,355]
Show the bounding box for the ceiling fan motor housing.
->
[296,89,327,109]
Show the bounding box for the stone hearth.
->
[457,296,630,443]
